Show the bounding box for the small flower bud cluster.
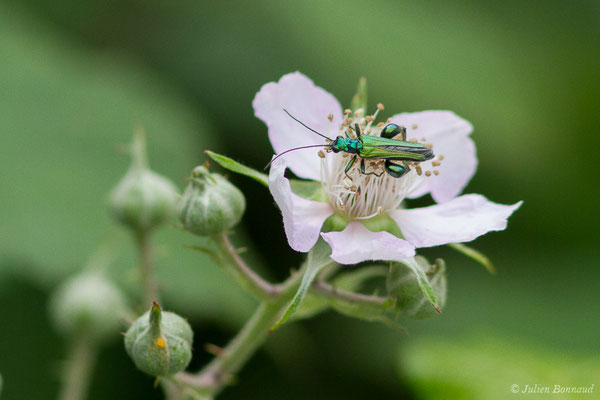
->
[178,166,246,236]
[125,302,193,376]
[49,271,127,342]
[109,131,178,233]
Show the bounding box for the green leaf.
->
[205,150,268,187]
[448,243,496,274]
[271,239,333,331]
[350,76,367,113]
[393,257,441,314]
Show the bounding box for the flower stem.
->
[136,230,158,306]
[58,337,97,400]
[211,234,277,301]
[176,266,303,396]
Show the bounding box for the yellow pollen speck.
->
[328,113,334,122]
[350,185,357,192]
[412,124,418,130]
[344,108,352,115]
[432,161,440,167]
[425,171,432,177]
[156,337,165,348]
[318,150,326,158]
[439,155,445,160]
[433,170,439,176]
[377,103,384,111]
[377,122,385,127]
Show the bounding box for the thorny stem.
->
[174,264,304,397]
[58,336,97,400]
[171,237,393,398]
[136,230,158,307]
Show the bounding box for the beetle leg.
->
[344,155,358,179]
[360,159,384,177]
[384,160,410,178]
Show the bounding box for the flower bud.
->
[178,166,245,236]
[49,271,128,342]
[386,256,447,319]
[109,130,178,233]
[124,302,193,377]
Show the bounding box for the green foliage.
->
[0,6,253,323]
[401,334,600,400]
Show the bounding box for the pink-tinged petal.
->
[390,111,476,203]
[269,158,333,252]
[390,194,522,248]
[321,221,415,265]
[253,72,344,180]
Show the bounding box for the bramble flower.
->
[253,72,521,264]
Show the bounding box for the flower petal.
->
[391,194,522,248]
[390,111,476,203]
[253,72,343,180]
[269,158,333,252]
[321,221,415,265]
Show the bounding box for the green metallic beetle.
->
[268,110,434,178]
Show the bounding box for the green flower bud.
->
[109,130,178,233]
[124,302,193,377]
[49,271,128,341]
[386,256,447,319]
[178,166,245,236]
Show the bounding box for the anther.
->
[438,155,445,160]
[412,124,418,130]
[328,113,334,122]
[421,137,426,142]
[433,170,439,176]
[318,150,326,158]
[354,110,363,118]
[344,108,352,115]
[377,103,384,111]
[425,143,433,148]
[416,166,422,176]
[377,122,385,127]
[432,161,440,167]
[409,138,418,143]
[425,171,432,177]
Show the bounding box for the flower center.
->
[319,105,440,219]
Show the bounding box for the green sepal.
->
[322,213,350,233]
[362,214,404,238]
[205,150,268,187]
[448,243,496,274]
[150,301,162,338]
[351,77,367,114]
[387,257,442,315]
[289,179,327,202]
[327,295,402,332]
[271,239,334,331]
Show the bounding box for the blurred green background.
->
[1,0,598,399]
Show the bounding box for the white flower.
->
[253,72,521,265]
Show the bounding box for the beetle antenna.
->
[264,144,329,170]
[283,109,333,141]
